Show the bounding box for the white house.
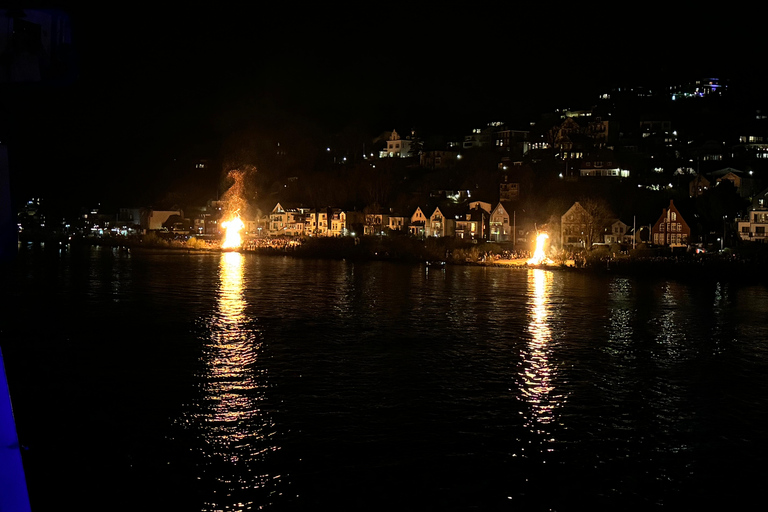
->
[490,202,512,242]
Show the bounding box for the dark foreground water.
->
[2,244,768,511]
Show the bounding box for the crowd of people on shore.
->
[242,237,302,251]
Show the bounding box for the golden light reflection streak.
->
[199,252,280,510]
[522,268,556,429]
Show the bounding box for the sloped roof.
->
[709,167,744,177]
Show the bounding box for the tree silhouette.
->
[579,196,614,249]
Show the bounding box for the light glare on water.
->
[5,246,768,511]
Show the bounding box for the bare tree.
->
[579,196,614,249]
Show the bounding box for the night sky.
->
[1,6,758,213]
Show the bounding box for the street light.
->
[723,215,727,250]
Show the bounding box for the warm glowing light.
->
[527,233,552,265]
[221,213,245,250]
[521,268,559,428]
[183,250,284,503]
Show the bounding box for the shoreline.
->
[15,236,768,284]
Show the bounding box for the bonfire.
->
[527,233,553,266]
[221,213,245,250]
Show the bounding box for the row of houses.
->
[265,201,527,244]
[120,195,764,251]
[560,200,694,249]
[265,199,726,251]
[76,183,768,250]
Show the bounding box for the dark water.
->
[3,244,768,511]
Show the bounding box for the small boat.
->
[425,260,446,267]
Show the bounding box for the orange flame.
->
[221,214,245,250]
[527,233,552,265]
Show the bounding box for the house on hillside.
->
[381,129,416,158]
[579,150,629,178]
[737,186,768,242]
[708,167,757,199]
[737,209,768,242]
[651,200,690,246]
[420,149,459,170]
[499,176,520,202]
[689,174,710,197]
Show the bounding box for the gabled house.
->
[604,220,631,244]
[409,207,428,237]
[425,206,455,238]
[651,200,690,246]
[561,202,589,249]
[269,202,288,235]
[269,202,309,236]
[490,202,512,242]
[381,129,415,158]
[710,167,743,189]
[709,167,757,199]
[329,208,347,237]
[689,174,711,197]
[560,200,616,249]
[468,201,492,214]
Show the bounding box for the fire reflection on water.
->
[185,252,282,510]
[521,269,558,430]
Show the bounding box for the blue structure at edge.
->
[0,348,32,511]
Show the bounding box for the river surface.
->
[2,244,768,511]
